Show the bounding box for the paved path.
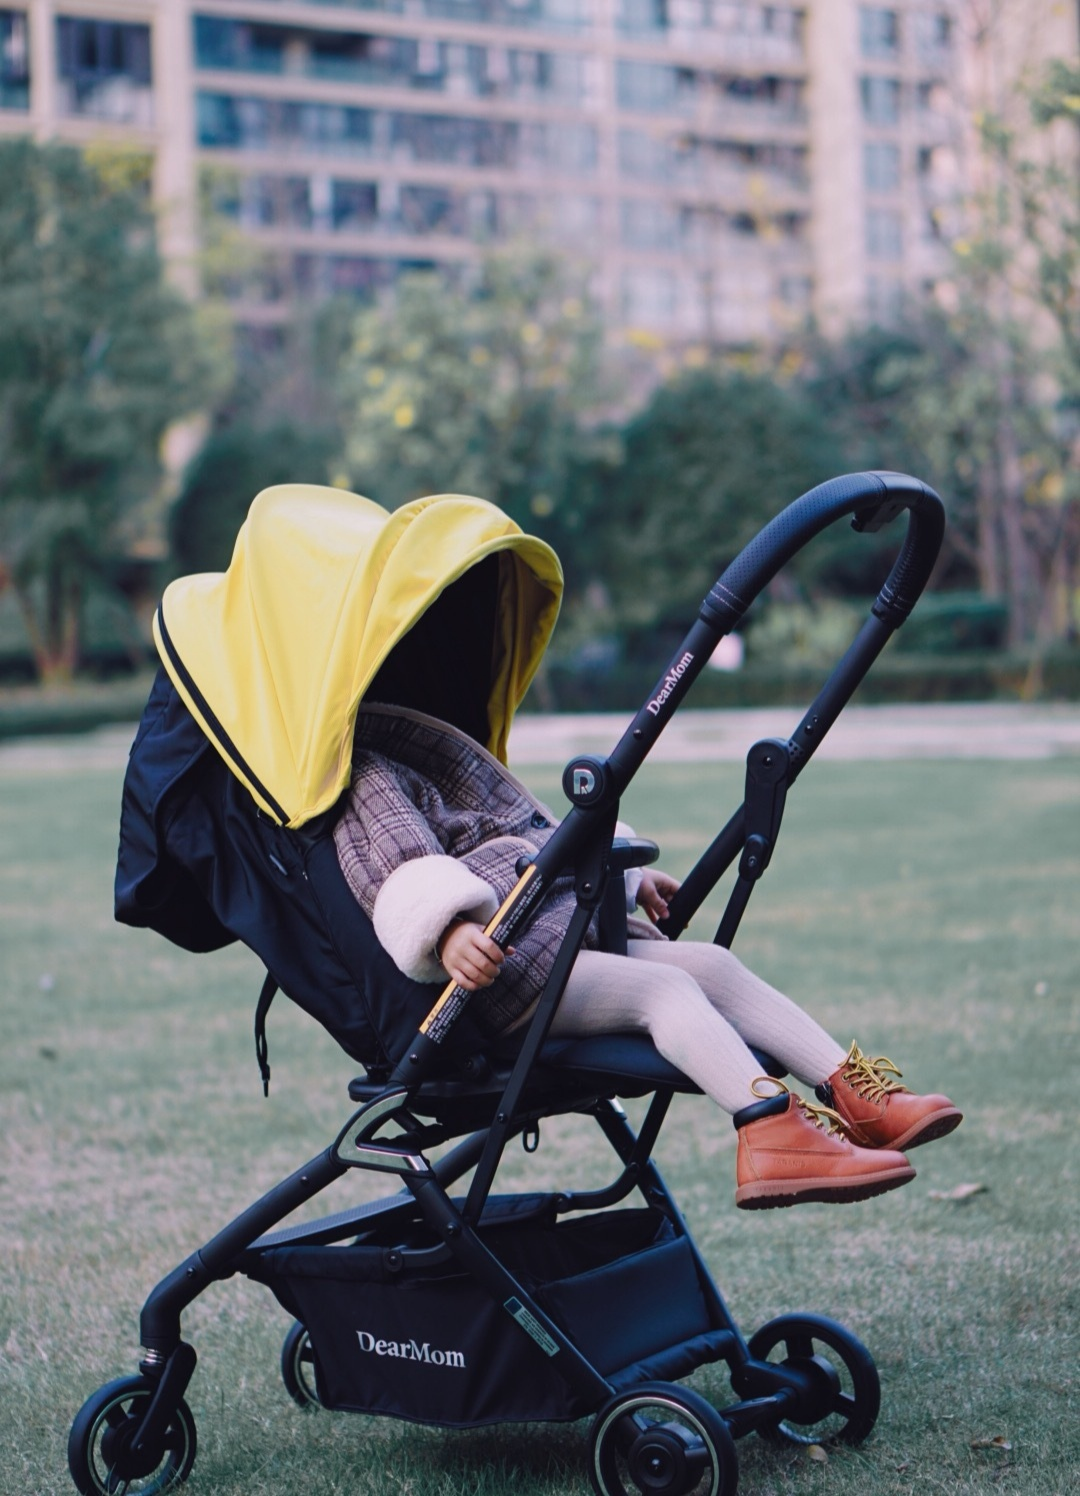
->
[508,702,1080,764]
[0,702,1078,775]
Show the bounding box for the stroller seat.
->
[349,1033,786,1108]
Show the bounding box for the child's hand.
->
[636,869,681,925]
[437,921,512,990]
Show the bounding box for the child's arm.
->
[335,753,499,982]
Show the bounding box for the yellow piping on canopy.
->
[153,485,563,828]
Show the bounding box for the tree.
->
[170,418,343,575]
[169,296,353,575]
[939,60,1080,652]
[800,315,1000,597]
[584,366,845,646]
[0,139,209,681]
[340,248,615,589]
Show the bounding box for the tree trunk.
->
[993,360,1040,648]
[974,464,1005,597]
[14,578,80,684]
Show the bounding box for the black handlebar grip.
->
[868,473,946,626]
[700,471,945,632]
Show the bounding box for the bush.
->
[536,647,1080,714]
[892,591,1009,654]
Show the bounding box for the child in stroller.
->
[68,476,961,1496]
[333,553,961,1211]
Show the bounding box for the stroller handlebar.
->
[389,471,945,1086]
[700,470,945,634]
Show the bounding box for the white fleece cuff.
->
[372,855,500,983]
[614,820,644,913]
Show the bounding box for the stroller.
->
[68,472,945,1496]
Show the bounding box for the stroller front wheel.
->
[747,1313,880,1446]
[588,1381,738,1496]
[281,1320,321,1409]
[68,1374,197,1495]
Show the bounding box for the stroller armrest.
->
[599,840,657,956]
[609,837,659,873]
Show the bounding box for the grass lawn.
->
[1,739,1077,1496]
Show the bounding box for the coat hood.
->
[153,484,563,828]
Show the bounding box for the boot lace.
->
[840,1041,910,1102]
[751,1076,849,1137]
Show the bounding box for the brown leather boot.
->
[734,1084,915,1210]
[821,1042,963,1151]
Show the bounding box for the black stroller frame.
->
[68,472,946,1496]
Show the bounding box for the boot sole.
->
[889,1108,963,1151]
[735,1165,916,1210]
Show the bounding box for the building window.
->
[620,197,679,250]
[859,7,900,58]
[867,273,904,323]
[778,274,812,308]
[864,140,901,192]
[621,266,675,325]
[194,16,285,74]
[860,74,901,125]
[56,16,153,123]
[1,9,29,110]
[914,10,952,57]
[866,206,902,260]
[197,92,375,154]
[332,179,378,232]
[617,58,677,112]
[616,0,668,34]
[275,0,589,33]
[399,183,467,236]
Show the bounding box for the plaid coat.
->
[333,706,657,1035]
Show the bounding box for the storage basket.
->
[247,1196,720,1426]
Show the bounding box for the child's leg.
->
[549,947,766,1113]
[627,940,846,1088]
[626,942,962,1152]
[550,946,918,1210]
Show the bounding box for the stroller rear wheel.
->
[747,1313,880,1446]
[68,1374,197,1494]
[281,1320,321,1408]
[588,1381,738,1496]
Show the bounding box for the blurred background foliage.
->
[1,58,1079,708]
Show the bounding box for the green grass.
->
[1,746,1078,1495]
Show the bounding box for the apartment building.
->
[0,0,1012,344]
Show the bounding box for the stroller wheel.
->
[588,1381,738,1496]
[281,1321,321,1409]
[747,1313,880,1446]
[68,1374,197,1494]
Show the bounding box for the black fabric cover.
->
[115,667,450,1067]
[247,1201,718,1426]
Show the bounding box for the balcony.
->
[618,126,809,196]
[615,0,805,67]
[197,90,597,174]
[249,0,592,35]
[193,16,590,106]
[616,60,806,129]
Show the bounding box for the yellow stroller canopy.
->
[153,485,563,828]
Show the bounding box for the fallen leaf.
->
[928,1182,988,1201]
[807,1444,828,1463]
[971,1435,1012,1451]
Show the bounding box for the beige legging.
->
[548,940,847,1116]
